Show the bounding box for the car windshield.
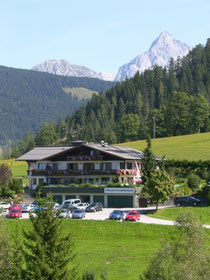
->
[74,210,82,213]
[61,209,67,213]
[89,203,96,207]
[113,211,121,214]
[128,212,137,215]
[11,209,19,213]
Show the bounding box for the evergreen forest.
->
[0,65,113,144]
[11,39,210,157]
[65,39,210,143]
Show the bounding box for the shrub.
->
[187,174,201,191]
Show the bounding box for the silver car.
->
[58,209,70,218]
[22,204,35,213]
[72,209,86,219]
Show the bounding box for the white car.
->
[74,203,90,211]
[0,201,11,210]
[0,208,9,218]
[22,204,35,213]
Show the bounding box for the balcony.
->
[67,155,103,161]
[30,169,119,177]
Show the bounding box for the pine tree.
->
[22,198,78,280]
[141,137,156,184]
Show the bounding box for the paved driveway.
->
[21,206,210,229]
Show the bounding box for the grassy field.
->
[120,132,210,161]
[0,159,28,184]
[63,87,98,100]
[147,206,210,225]
[6,219,210,280]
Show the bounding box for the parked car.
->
[9,208,22,219]
[9,204,23,211]
[174,196,201,206]
[74,203,89,211]
[72,209,86,219]
[125,211,140,221]
[85,202,103,212]
[54,204,62,211]
[0,208,9,218]
[58,209,70,218]
[0,201,11,210]
[109,210,125,220]
[22,204,35,213]
[62,199,81,211]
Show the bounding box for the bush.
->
[187,174,201,191]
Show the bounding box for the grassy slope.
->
[63,87,98,100]
[6,220,210,279]
[119,132,210,161]
[147,207,210,225]
[4,220,188,279]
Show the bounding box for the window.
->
[38,163,45,170]
[38,178,44,185]
[102,162,112,170]
[127,162,133,169]
[120,162,125,169]
[101,177,110,184]
[33,178,37,185]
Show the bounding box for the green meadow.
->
[120,132,210,161]
[5,219,210,280]
[147,206,210,225]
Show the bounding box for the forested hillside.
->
[65,39,210,143]
[0,66,113,144]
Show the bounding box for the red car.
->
[125,210,140,221]
[9,204,23,211]
[9,208,22,219]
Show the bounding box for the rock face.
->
[32,59,115,81]
[115,31,190,81]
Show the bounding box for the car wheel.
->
[177,203,180,207]
[193,202,197,206]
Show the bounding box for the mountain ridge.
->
[32,59,115,81]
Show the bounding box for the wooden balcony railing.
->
[30,169,119,176]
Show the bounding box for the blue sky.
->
[0,0,209,74]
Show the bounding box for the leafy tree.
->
[146,169,175,210]
[140,210,210,280]
[187,173,201,191]
[22,197,78,280]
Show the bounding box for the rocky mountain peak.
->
[114,32,190,81]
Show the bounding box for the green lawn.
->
[119,132,210,161]
[5,219,189,280]
[147,206,210,225]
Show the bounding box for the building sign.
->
[104,188,135,194]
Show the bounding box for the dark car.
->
[174,196,201,206]
[109,210,125,220]
[85,202,103,212]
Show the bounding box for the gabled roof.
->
[84,143,145,160]
[17,146,71,161]
[17,143,148,161]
